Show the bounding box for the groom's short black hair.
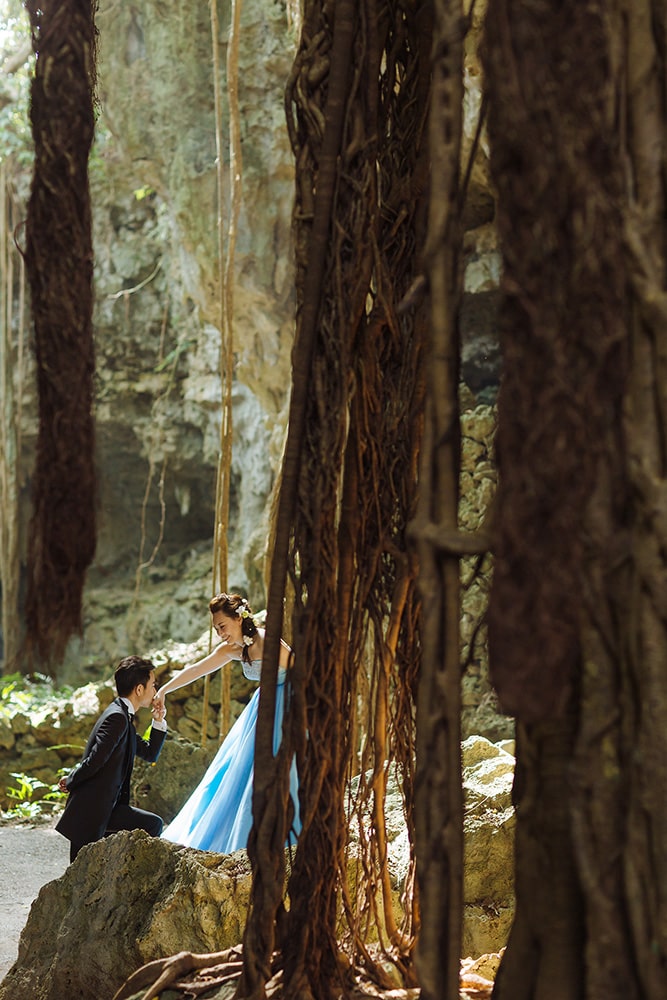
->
[114,655,155,697]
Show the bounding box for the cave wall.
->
[8,0,299,679]
[3,0,501,686]
[89,0,298,579]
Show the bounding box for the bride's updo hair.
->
[209,592,258,661]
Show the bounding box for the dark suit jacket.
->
[55,696,166,845]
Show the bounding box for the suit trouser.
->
[69,804,163,862]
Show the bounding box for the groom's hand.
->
[151,696,166,722]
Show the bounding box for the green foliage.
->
[7,771,45,802]
[0,0,34,169]
[1,3,115,179]
[0,672,83,820]
[0,102,33,168]
[0,672,74,722]
[4,770,66,819]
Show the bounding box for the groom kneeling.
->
[56,655,167,863]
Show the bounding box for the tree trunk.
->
[483,1,645,997]
[493,716,585,1000]
[571,4,667,998]
[22,0,97,670]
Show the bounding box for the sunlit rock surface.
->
[0,831,252,1000]
[0,739,514,998]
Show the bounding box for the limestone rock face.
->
[6,0,500,667]
[459,406,513,745]
[462,735,516,957]
[0,831,252,1000]
[13,0,300,680]
[6,0,500,688]
[89,0,299,583]
[350,737,515,959]
[132,736,215,825]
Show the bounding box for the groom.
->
[56,655,167,863]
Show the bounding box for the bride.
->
[155,592,300,853]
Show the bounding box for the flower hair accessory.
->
[236,599,255,646]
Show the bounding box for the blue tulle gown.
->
[162,661,300,853]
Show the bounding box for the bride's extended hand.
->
[152,691,166,720]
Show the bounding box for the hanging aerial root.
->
[21,0,98,670]
[483,0,628,723]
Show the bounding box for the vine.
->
[0,160,23,669]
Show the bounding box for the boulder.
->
[349,737,515,958]
[0,738,515,999]
[0,831,252,1000]
[132,734,215,824]
[462,735,515,956]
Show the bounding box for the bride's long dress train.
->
[162,667,300,853]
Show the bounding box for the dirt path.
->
[0,820,69,980]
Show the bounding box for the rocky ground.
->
[0,815,69,980]
[0,665,513,997]
[0,825,499,1000]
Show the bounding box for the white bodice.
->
[241,659,286,684]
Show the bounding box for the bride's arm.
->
[279,636,293,668]
[156,643,237,706]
